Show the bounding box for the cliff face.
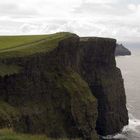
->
[115,44,131,56]
[79,38,128,136]
[0,33,128,139]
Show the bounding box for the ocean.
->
[103,47,140,140]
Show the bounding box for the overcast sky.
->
[0,0,140,43]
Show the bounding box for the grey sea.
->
[104,47,140,140]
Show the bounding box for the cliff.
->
[0,32,128,140]
[115,44,131,56]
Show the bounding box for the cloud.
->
[0,2,39,18]
[73,0,135,17]
[0,0,140,43]
[83,0,117,4]
[128,4,137,11]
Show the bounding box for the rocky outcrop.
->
[79,38,128,136]
[0,33,128,139]
[115,44,131,56]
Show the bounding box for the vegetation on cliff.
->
[0,32,75,76]
[0,128,48,140]
[0,32,128,140]
[0,32,74,58]
[0,129,82,140]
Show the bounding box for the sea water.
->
[103,47,140,140]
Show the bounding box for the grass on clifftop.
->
[0,32,75,76]
[0,32,75,59]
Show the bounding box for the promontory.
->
[0,32,128,140]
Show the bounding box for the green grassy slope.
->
[0,32,75,77]
[0,129,48,140]
[0,35,48,51]
[0,32,75,58]
[0,129,81,140]
[0,128,49,140]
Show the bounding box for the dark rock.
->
[79,37,128,136]
[0,33,128,139]
[115,44,131,56]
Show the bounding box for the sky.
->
[0,0,140,44]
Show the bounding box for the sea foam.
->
[101,113,140,140]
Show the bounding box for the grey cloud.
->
[0,0,140,43]
[1,17,140,43]
[0,3,39,17]
[73,1,134,16]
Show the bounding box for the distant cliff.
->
[115,44,131,56]
[0,33,128,140]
